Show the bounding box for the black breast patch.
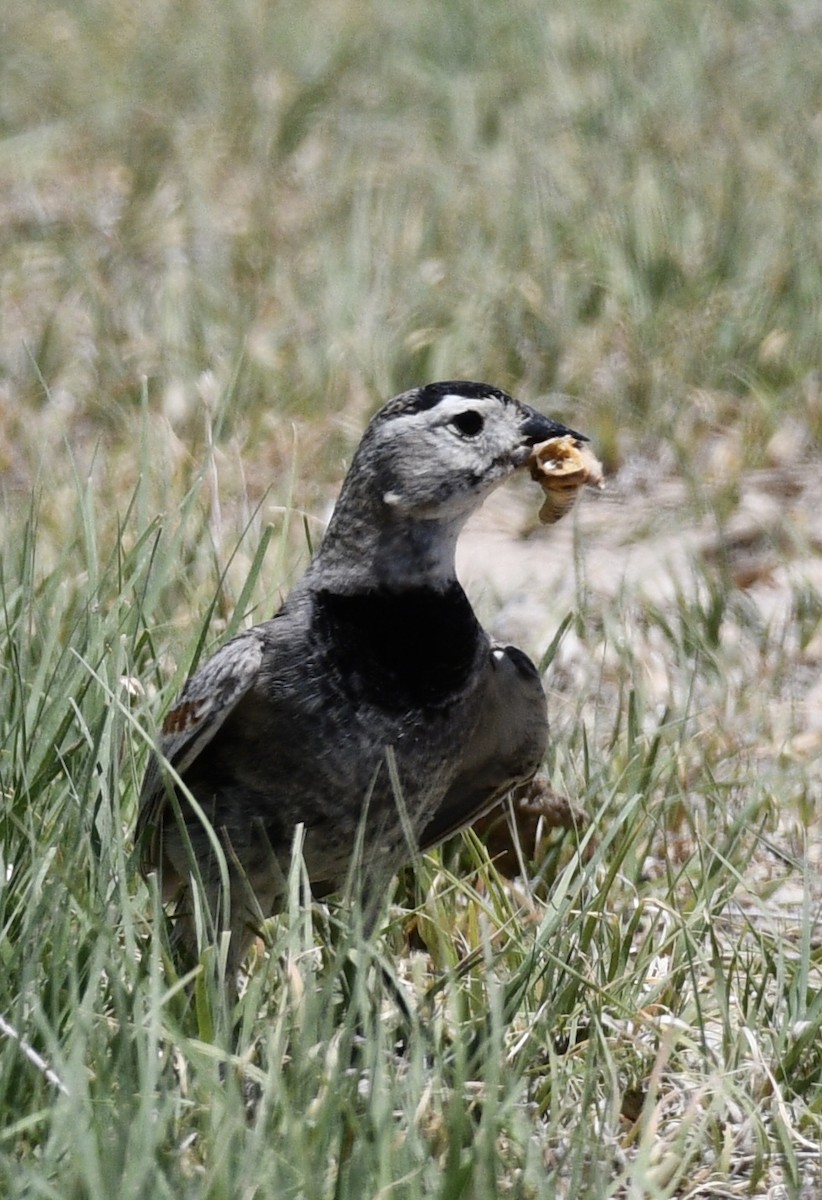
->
[313,584,483,713]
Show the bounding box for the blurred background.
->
[2,0,820,485]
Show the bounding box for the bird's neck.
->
[306,504,467,592]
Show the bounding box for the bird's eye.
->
[451,410,484,437]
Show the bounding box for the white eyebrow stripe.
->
[430,394,502,416]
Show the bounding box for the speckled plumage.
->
[137,381,584,970]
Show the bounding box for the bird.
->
[136,380,588,974]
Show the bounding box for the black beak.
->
[519,403,588,446]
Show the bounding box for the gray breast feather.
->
[418,643,548,850]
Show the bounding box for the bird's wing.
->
[136,630,265,872]
[418,644,548,851]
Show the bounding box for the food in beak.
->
[529,436,604,524]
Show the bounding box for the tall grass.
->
[1,0,821,1195]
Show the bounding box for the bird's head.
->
[312,381,588,589]
[349,381,585,522]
